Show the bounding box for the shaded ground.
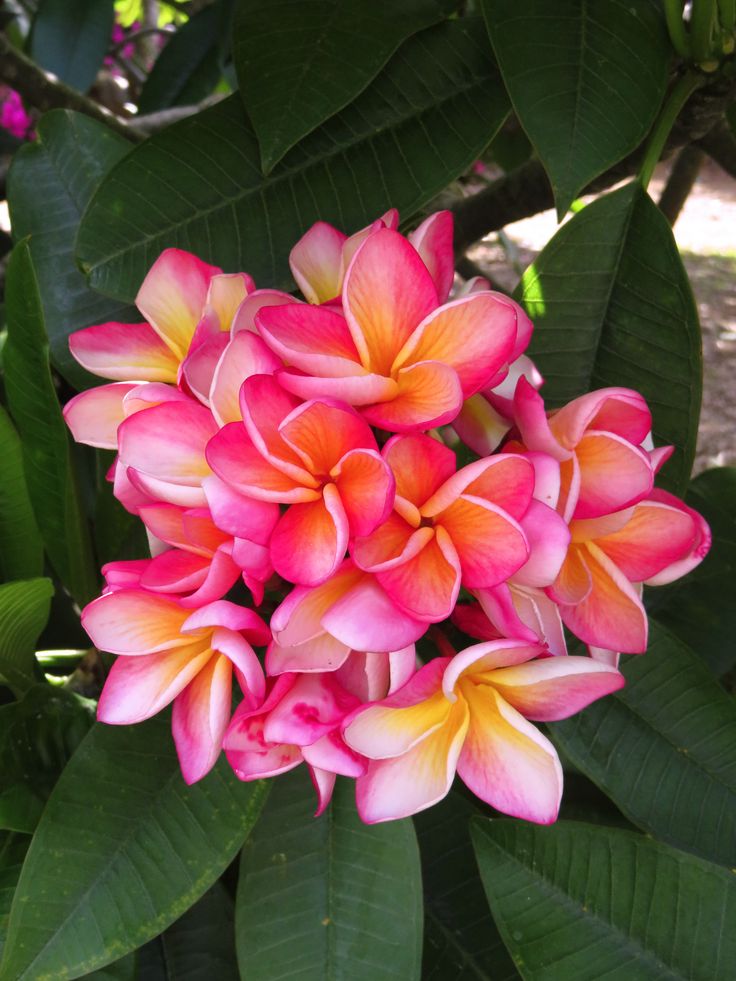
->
[468,158,736,474]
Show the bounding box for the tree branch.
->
[452,74,736,253]
[0,34,143,142]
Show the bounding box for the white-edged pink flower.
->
[343,639,624,823]
[84,591,269,783]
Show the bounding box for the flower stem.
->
[691,0,718,62]
[638,71,705,191]
[664,0,692,58]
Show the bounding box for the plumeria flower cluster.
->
[65,209,711,824]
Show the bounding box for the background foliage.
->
[0,0,735,978]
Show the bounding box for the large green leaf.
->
[77,18,510,301]
[7,111,134,390]
[135,883,238,980]
[30,0,115,92]
[414,792,518,981]
[516,182,702,494]
[550,620,736,868]
[137,1,232,114]
[0,714,268,981]
[482,0,669,216]
[646,467,736,676]
[0,685,94,833]
[0,406,43,583]
[3,242,99,605]
[0,834,29,964]
[0,579,53,695]
[471,819,736,981]
[236,768,423,980]
[234,0,456,173]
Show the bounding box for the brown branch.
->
[0,34,143,142]
[452,74,736,253]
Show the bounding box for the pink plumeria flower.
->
[225,648,415,814]
[352,434,564,623]
[511,379,659,521]
[343,639,624,824]
[206,375,395,585]
[83,591,270,783]
[70,249,253,384]
[266,561,426,674]
[256,226,526,432]
[548,489,711,654]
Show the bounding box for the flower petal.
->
[344,658,450,758]
[382,434,456,507]
[595,496,705,583]
[573,431,653,518]
[421,454,535,521]
[408,210,455,303]
[361,360,463,432]
[331,448,395,537]
[210,331,282,426]
[457,684,562,824]
[278,398,375,475]
[206,422,317,503]
[69,322,179,382]
[343,228,438,374]
[558,543,648,653]
[487,656,624,721]
[393,293,517,397]
[97,644,212,723]
[172,653,232,783]
[289,221,347,303]
[514,500,571,588]
[118,400,216,486]
[321,572,428,650]
[270,485,348,586]
[550,387,651,448]
[240,374,316,484]
[435,496,529,588]
[202,474,279,543]
[136,248,220,358]
[265,672,359,746]
[64,383,136,449]
[354,701,468,822]
[83,590,190,654]
[376,527,461,621]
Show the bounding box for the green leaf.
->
[471,819,736,981]
[77,18,510,301]
[481,0,670,216]
[234,0,456,173]
[414,792,519,981]
[30,0,115,92]
[646,467,736,676]
[135,883,238,980]
[137,1,232,114]
[236,769,423,980]
[0,685,95,833]
[7,110,134,390]
[0,579,53,695]
[516,182,702,494]
[0,834,30,964]
[0,714,268,981]
[0,406,43,583]
[550,620,736,867]
[3,242,99,605]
